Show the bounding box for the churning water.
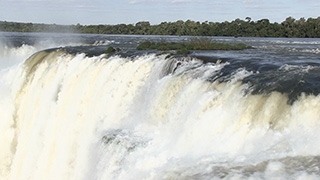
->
[1,32,320,180]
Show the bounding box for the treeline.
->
[1,17,320,38]
[0,21,76,33]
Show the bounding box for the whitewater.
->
[1,32,320,180]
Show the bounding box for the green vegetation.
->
[105,46,116,53]
[175,49,191,55]
[1,16,320,38]
[136,38,252,57]
[0,21,76,33]
[137,41,185,50]
[136,38,252,52]
[187,38,252,50]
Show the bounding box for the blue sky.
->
[0,0,319,25]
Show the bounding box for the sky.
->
[0,0,319,25]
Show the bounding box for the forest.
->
[1,17,320,38]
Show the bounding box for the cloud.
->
[242,0,262,6]
[2,0,98,9]
[243,0,257,3]
[242,0,257,3]
[129,0,191,4]
[171,0,190,3]
[4,0,59,2]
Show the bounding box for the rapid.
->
[1,32,320,180]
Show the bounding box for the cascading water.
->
[1,32,320,180]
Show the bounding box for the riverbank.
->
[1,16,320,38]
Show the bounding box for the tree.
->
[1,16,320,38]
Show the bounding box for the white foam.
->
[0,52,320,180]
[0,44,36,69]
[93,40,115,46]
